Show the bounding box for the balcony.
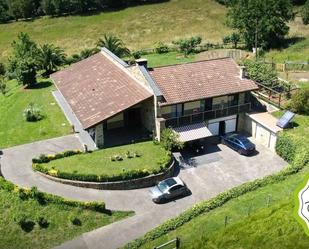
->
[162,103,251,128]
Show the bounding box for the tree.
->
[97,34,130,57]
[0,0,10,23]
[38,44,66,75]
[223,32,241,48]
[8,33,39,86]
[227,0,294,49]
[10,0,37,19]
[172,36,202,57]
[41,0,56,15]
[302,0,309,25]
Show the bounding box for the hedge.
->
[0,177,106,213]
[275,132,298,163]
[124,150,309,249]
[32,150,172,183]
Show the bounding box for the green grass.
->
[0,80,71,148]
[0,0,230,59]
[135,167,309,249]
[144,52,197,68]
[0,179,132,249]
[265,17,309,63]
[45,141,167,176]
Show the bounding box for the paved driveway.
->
[0,136,287,249]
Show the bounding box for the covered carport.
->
[172,122,214,142]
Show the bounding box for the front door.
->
[219,121,226,135]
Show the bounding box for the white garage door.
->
[208,122,219,135]
[256,124,270,147]
[225,119,237,133]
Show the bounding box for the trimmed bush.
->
[37,216,49,229]
[155,42,169,54]
[275,133,297,163]
[23,103,43,122]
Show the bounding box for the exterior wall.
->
[95,123,104,148]
[107,113,124,129]
[237,113,246,132]
[239,92,245,105]
[141,98,155,132]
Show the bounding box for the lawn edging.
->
[124,153,309,249]
[35,159,176,190]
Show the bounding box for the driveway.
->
[0,136,287,249]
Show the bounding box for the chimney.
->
[239,66,246,79]
[136,58,148,68]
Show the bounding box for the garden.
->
[0,177,132,249]
[32,141,172,182]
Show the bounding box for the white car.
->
[150,177,190,203]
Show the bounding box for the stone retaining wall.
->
[36,159,176,190]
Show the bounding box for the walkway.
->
[0,136,287,249]
[52,90,97,151]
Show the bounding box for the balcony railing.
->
[162,103,251,128]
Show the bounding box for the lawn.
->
[133,168,309,249]
[44,141,168,177]
[0,0,230,60]
[0,80,71,148]
[144,52,197,68]
[0,177,132,249]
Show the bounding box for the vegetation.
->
[227,0,294,49]
[23,103,43,122]
[243,59,278,86]
[172,36,202,56]
[33,141,172,182]
[160,128,184,151]
[222,32,241,48]
[0,177,132,249]
[0,79,71,148]
[284,88,309,114]
[97,34,130,57]
[302,0,309,24]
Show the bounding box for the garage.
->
[245,112,282,151]
[207,115,237,136]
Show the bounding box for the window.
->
[171,104,183,118]
[170,185,183,192]
[228,94,239,106]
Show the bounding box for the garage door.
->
[208,122,219,135]
[225,119,237,133]
[256,124,270,147]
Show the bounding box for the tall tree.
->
[0,0,10,23]
[10,0,37,19]
[97,34,130,57]
[227,0,294,50]
[302,0,309,25]
[8,33,39,86]
[38,44,66,75]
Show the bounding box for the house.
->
[51,48,258,148]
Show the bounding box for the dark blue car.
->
[221,133,256,155]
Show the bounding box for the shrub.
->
[288,88,309,115]
[69,214,82,226]
[23,103,43,122]
[0,76,7,95]
[161,128,184,151]
[37,216,49,228]
[14,213,35,233]
[0,62,5,75]
[155,42,169,54]
[132,50,142,59]
[275,133,297,163]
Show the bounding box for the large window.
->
[171,104,183,118]
[228,94,239,106]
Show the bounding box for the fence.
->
[154,238,180,249]
[262,59,309,72]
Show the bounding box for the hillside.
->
[0,0,229,59]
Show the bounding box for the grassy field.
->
[44,141,168,176]
[265,17,309,63]
[0,177,132,249]
[144,52,197,68]
[0,80,71,148]
[135,168,309,249]
[0,0,229,59]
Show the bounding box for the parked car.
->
[221,133,256,155]
[150,177,190,203]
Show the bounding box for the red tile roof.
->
[149,58,258,105]
[51,52,152,129]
